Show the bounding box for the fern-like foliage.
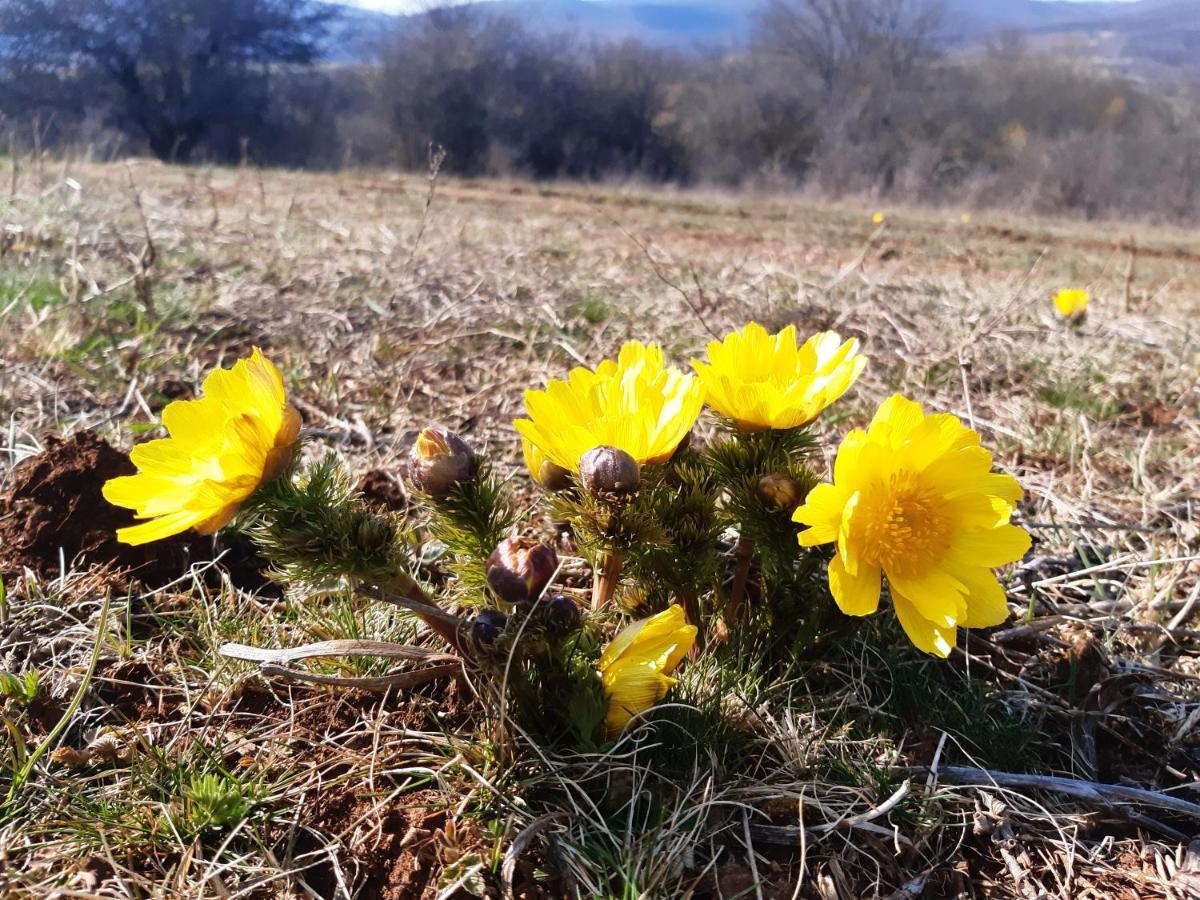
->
[423,460,520,602]
[705,428,819,585]
[245,453,421,595]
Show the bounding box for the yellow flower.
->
[599,605,697,734]
[793,395,1030,657]
[514,341,703,472]
[103,348,301,545]
[692,323,866,431]
[872,212,885,224]
[1053,288,1090,320]
[960,213,971,224]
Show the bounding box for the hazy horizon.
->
[334,0,1150,12]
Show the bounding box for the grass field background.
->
[1,160,1198,898]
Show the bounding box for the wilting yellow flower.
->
[515,341,703,472]
[692,323,866,431]
[793,395,1030,657]
[872,212,885,224]
[103,348,301,545]
[599,604,697,734]
[1053,288,1090,320]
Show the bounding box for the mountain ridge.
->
[325,0,1200,70]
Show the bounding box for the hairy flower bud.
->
[579,446,640,498]
[406,427,477,499]
[471,610,507,646]
[546,594,582,633]
[486,536,558,605]
[756,472,802,513]
[536,459,573,492]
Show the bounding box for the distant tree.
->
[0,0,334,162]
[755,0,944,93]
[752,0,944,193]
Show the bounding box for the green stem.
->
[358,583,467,655]
[591,551,624,611]
[728,535,755,623]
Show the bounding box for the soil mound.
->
[355,468,407,512]
[0,431,208,586]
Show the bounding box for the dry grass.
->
[0,159,1198,898]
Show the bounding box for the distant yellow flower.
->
[103,348,301,545]
[872,212,885,224]
[1053,288,1090,320]
[692,323,866,431]
[793,395,1030,657]
[599,605,697,734]
[515,341,703,472]
[960,213,971,224]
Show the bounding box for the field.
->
[1,159,1198,898]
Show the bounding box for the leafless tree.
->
[0,0,334,162]
[755,0,945,93]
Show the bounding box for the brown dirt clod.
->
[355,468,407,512]
[0,431,209,587]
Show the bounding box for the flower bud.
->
[546,594,582,632]
[486,536,558,605]
[471,610,507,646]
[756,472,802,513]
[579,446,640,498]
[536,459,573,492]
[406,427,477,499]
[523,436,573,492]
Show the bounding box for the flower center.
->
[858,472,951,577]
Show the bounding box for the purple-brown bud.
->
[546,594,582,632]
[579,446,640,498]
[406,427,477,499]
[486,536,558,604]
[756,472,802,513]
[471,610,507,646]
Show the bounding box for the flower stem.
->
[728,535,755,622]
[680,590,704,655]
[360,581,467,655]
[591,550,624,611]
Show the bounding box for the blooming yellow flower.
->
[103,348,301,545]
[515,341,703,472]
[692,323,866,431]
[872,212,885,224]
[599,604,697,734]
[1053,288,1090,320]
[793,395,1030,657]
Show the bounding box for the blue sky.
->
[336,0,1146,10]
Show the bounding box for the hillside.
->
[328,0,1200,71]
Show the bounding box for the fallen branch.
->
[906,765,1200,821]
[219,638,459,666]
[219,639,463,692]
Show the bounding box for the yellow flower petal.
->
[602,663,676,732]
[953,566,1011,629]
[796,393,1030,657]
[598,605,696,736]
[517,340,702,472]
[793,482,847,546]
[692,323,866,431]
[103,348,300,545]
[828,555,881,616]
[1053,288,1089,319]
[892,590,956,658]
